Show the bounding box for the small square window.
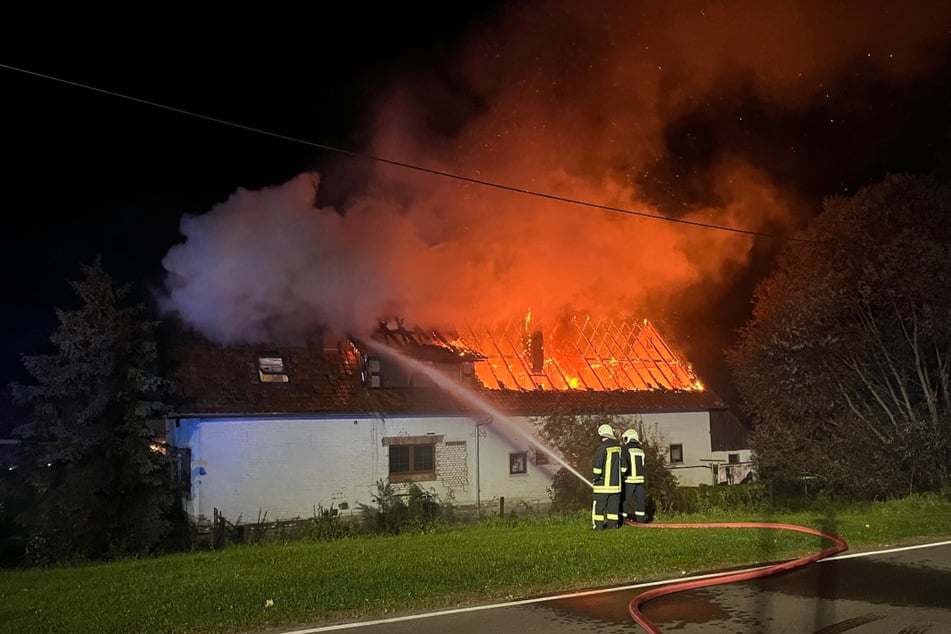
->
[728,453,740,464]
[258,356,288,383]
[533,448,549,465]
[669,444,684,464]
[509,452,527,475]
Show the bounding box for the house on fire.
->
[164,317,751,527]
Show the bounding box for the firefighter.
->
[591,423,625,530]
[620,428,648,524]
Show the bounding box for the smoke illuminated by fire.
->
[159,0,951,366]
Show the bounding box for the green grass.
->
[2,494,950,634]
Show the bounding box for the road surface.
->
[282,540,951,633]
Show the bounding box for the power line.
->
[1,62,819,243]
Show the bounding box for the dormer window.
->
[362,356,382,388]
[257,355,288,383]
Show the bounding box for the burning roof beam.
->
[470,325,523,390]
[638,320,695,389]
[544,331,578,390]
[567,320,609,391]
[598,319,645,389]
[498,321,540,390]
[574,316,623,390]
[620,321,668,389]
[382,316,703,393]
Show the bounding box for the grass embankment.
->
[2,494,949,634]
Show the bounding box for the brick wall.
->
[437,440,469,491]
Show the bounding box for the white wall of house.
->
[168,408,722,525]
[169,414,560,524]
[633,412,717,487]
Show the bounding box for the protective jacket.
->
[624,440,646,484]
[592,439,624,493]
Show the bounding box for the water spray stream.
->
[362,338,592,488]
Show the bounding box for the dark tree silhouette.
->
[9,257,178,564]
[729,174,951,499]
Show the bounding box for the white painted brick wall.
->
[177,410,718,523]
[437,441,469,491]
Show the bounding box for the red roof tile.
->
[169,335,728,418]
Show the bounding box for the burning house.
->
[165,314,750,528]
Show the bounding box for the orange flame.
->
[444,316,703,392]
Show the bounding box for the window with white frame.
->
[509,452,527,475]
[669,443,684,464]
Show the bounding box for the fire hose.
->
[625,520,849,633]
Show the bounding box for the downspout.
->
[474,416,492,516]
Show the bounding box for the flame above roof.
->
[373,315,704,393]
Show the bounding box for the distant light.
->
[47,463,52,467]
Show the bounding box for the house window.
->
[384,436,439,483]
[728,453,740,464]
[257,355,288,383]
[533,448,549,465]
[509,452,527,475]
[669,444,684,464]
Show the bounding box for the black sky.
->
[3,2,951,418]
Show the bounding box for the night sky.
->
[3,2,951,423]
[1,5,500,385]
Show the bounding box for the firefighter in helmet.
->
[591,423,625,530]
[620,428,648,524]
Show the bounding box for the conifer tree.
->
[10,257,177,563]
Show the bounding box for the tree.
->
[9,257,178,564]
[728,174,951,499]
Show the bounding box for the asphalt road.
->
[284,540,951,634]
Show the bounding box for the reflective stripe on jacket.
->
[624,441,646,484]
[592,440,623,493]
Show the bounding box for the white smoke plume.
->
[159,0,951,348]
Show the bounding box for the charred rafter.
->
[371,316,703,393]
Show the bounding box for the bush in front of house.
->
[360,480,455,535]
[308,504,362,541]
[666,482,770,515]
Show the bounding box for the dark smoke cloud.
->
[160,0,951,369]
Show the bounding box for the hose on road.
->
[626,520,848,633]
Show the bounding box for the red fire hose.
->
[626,520,849,633]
